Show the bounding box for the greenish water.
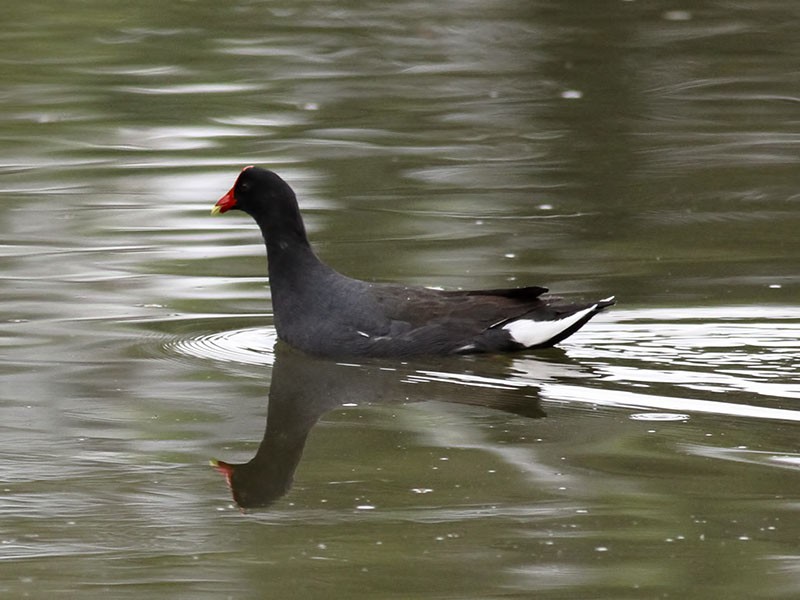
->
[1,1,799,598]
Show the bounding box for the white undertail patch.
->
[502,304,597,348]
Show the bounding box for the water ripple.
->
[168,326,278,366]
[114,83,264,95]
[163,307,800,423]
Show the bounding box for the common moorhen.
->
[212,166,615,358]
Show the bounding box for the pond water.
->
[1,0,799,598]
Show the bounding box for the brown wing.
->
[368,284,550,331]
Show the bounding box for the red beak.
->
[211,186,237,215]
[210,459,235,487]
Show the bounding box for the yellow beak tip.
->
[210,206,222,216]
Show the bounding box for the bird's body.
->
[212,166,615,358]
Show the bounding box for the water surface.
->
[1,0,799,598]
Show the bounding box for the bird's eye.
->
[239,181,251,193]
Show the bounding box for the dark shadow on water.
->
[212,343,554,509]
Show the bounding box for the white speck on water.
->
[561,89,583,99]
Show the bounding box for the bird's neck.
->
[260,221,322,277]
[260,223,339,344]
[257,216,340,317]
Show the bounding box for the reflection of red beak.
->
[210,459,234,488]
[211,187,236,215]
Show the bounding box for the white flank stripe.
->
[502,305,596,347]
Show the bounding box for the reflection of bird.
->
[212,344,547,509]
[211,166,615,358]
